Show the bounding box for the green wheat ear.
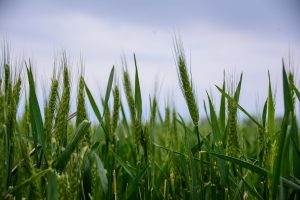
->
[12,75,21,109]
[226,99,240,157]
[22,100,30,136]
[174,37,201,150]
[76,76,90,145]
[122,65,139,149]
[288,72,295,111]
[44,78,58,158]
[103,97,112,141]
[76,76,87,126]
[55,62,70,149]
[174,39,199,127]
[164,105,170,131]
[111,86,120,136]
[8,74,21,137]
[150,96,157,126]
[123,70,135,122]
[225,75,241,157]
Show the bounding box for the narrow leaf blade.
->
[53,120,91,172]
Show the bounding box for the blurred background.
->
[0,0,299,120]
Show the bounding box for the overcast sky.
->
[0,0,300,120]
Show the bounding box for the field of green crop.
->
[1,41,300,200]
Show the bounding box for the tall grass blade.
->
[81,150,92,199]
[113,152,135,178]
[207,92,222,143]
[103,66,115,116]
[219,73,226,133]
[271,64,292,200]
[233,73,243,102]
[91,151,108,193]
[208,152,269,176]
[292,84,300,102]
[47,170,57,200]
[26,65,46,162]
[84,81,106,133]
[134,54,142,119]
[262,99,268,128]
[282,177,300,191]
[267,71,275,136]
[282,64,293,115]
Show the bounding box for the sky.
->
[0,0,300,120]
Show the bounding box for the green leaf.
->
[134,54,142,119]
[207,92,222,144]
[84,81,107,133]
[208,152,269,176]
[291,115,300,182]
[234,73,243,102]
[5,168,51,196]
[282,64,293,117]
[273,115,290,199]
[271,64,291,200]
[81,150,92,199]
[157,108,164,124]
[47,170,57,200]
[81,142,100,199]
[91,152,108,193]
[291,137,300,162]
[203,100,212,126]
[113,152,135,178]
[237,172,264,200]
[285,67,300,192]
[215,85,263,129]
[53,120,91,172]
[205,94,228,185]
[219,73,226,133]
[292,83,300,102]
[81,142,107,196]
[26,65,46,162]
[267,71,275,136]
[103,66,115,116]
[262,98,268,128]
[282,177,300,191]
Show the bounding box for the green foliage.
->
[0,46,300,200]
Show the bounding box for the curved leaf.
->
[26,65,46,162]
[53,120,91,172]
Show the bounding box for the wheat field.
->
[0,41,300,200]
